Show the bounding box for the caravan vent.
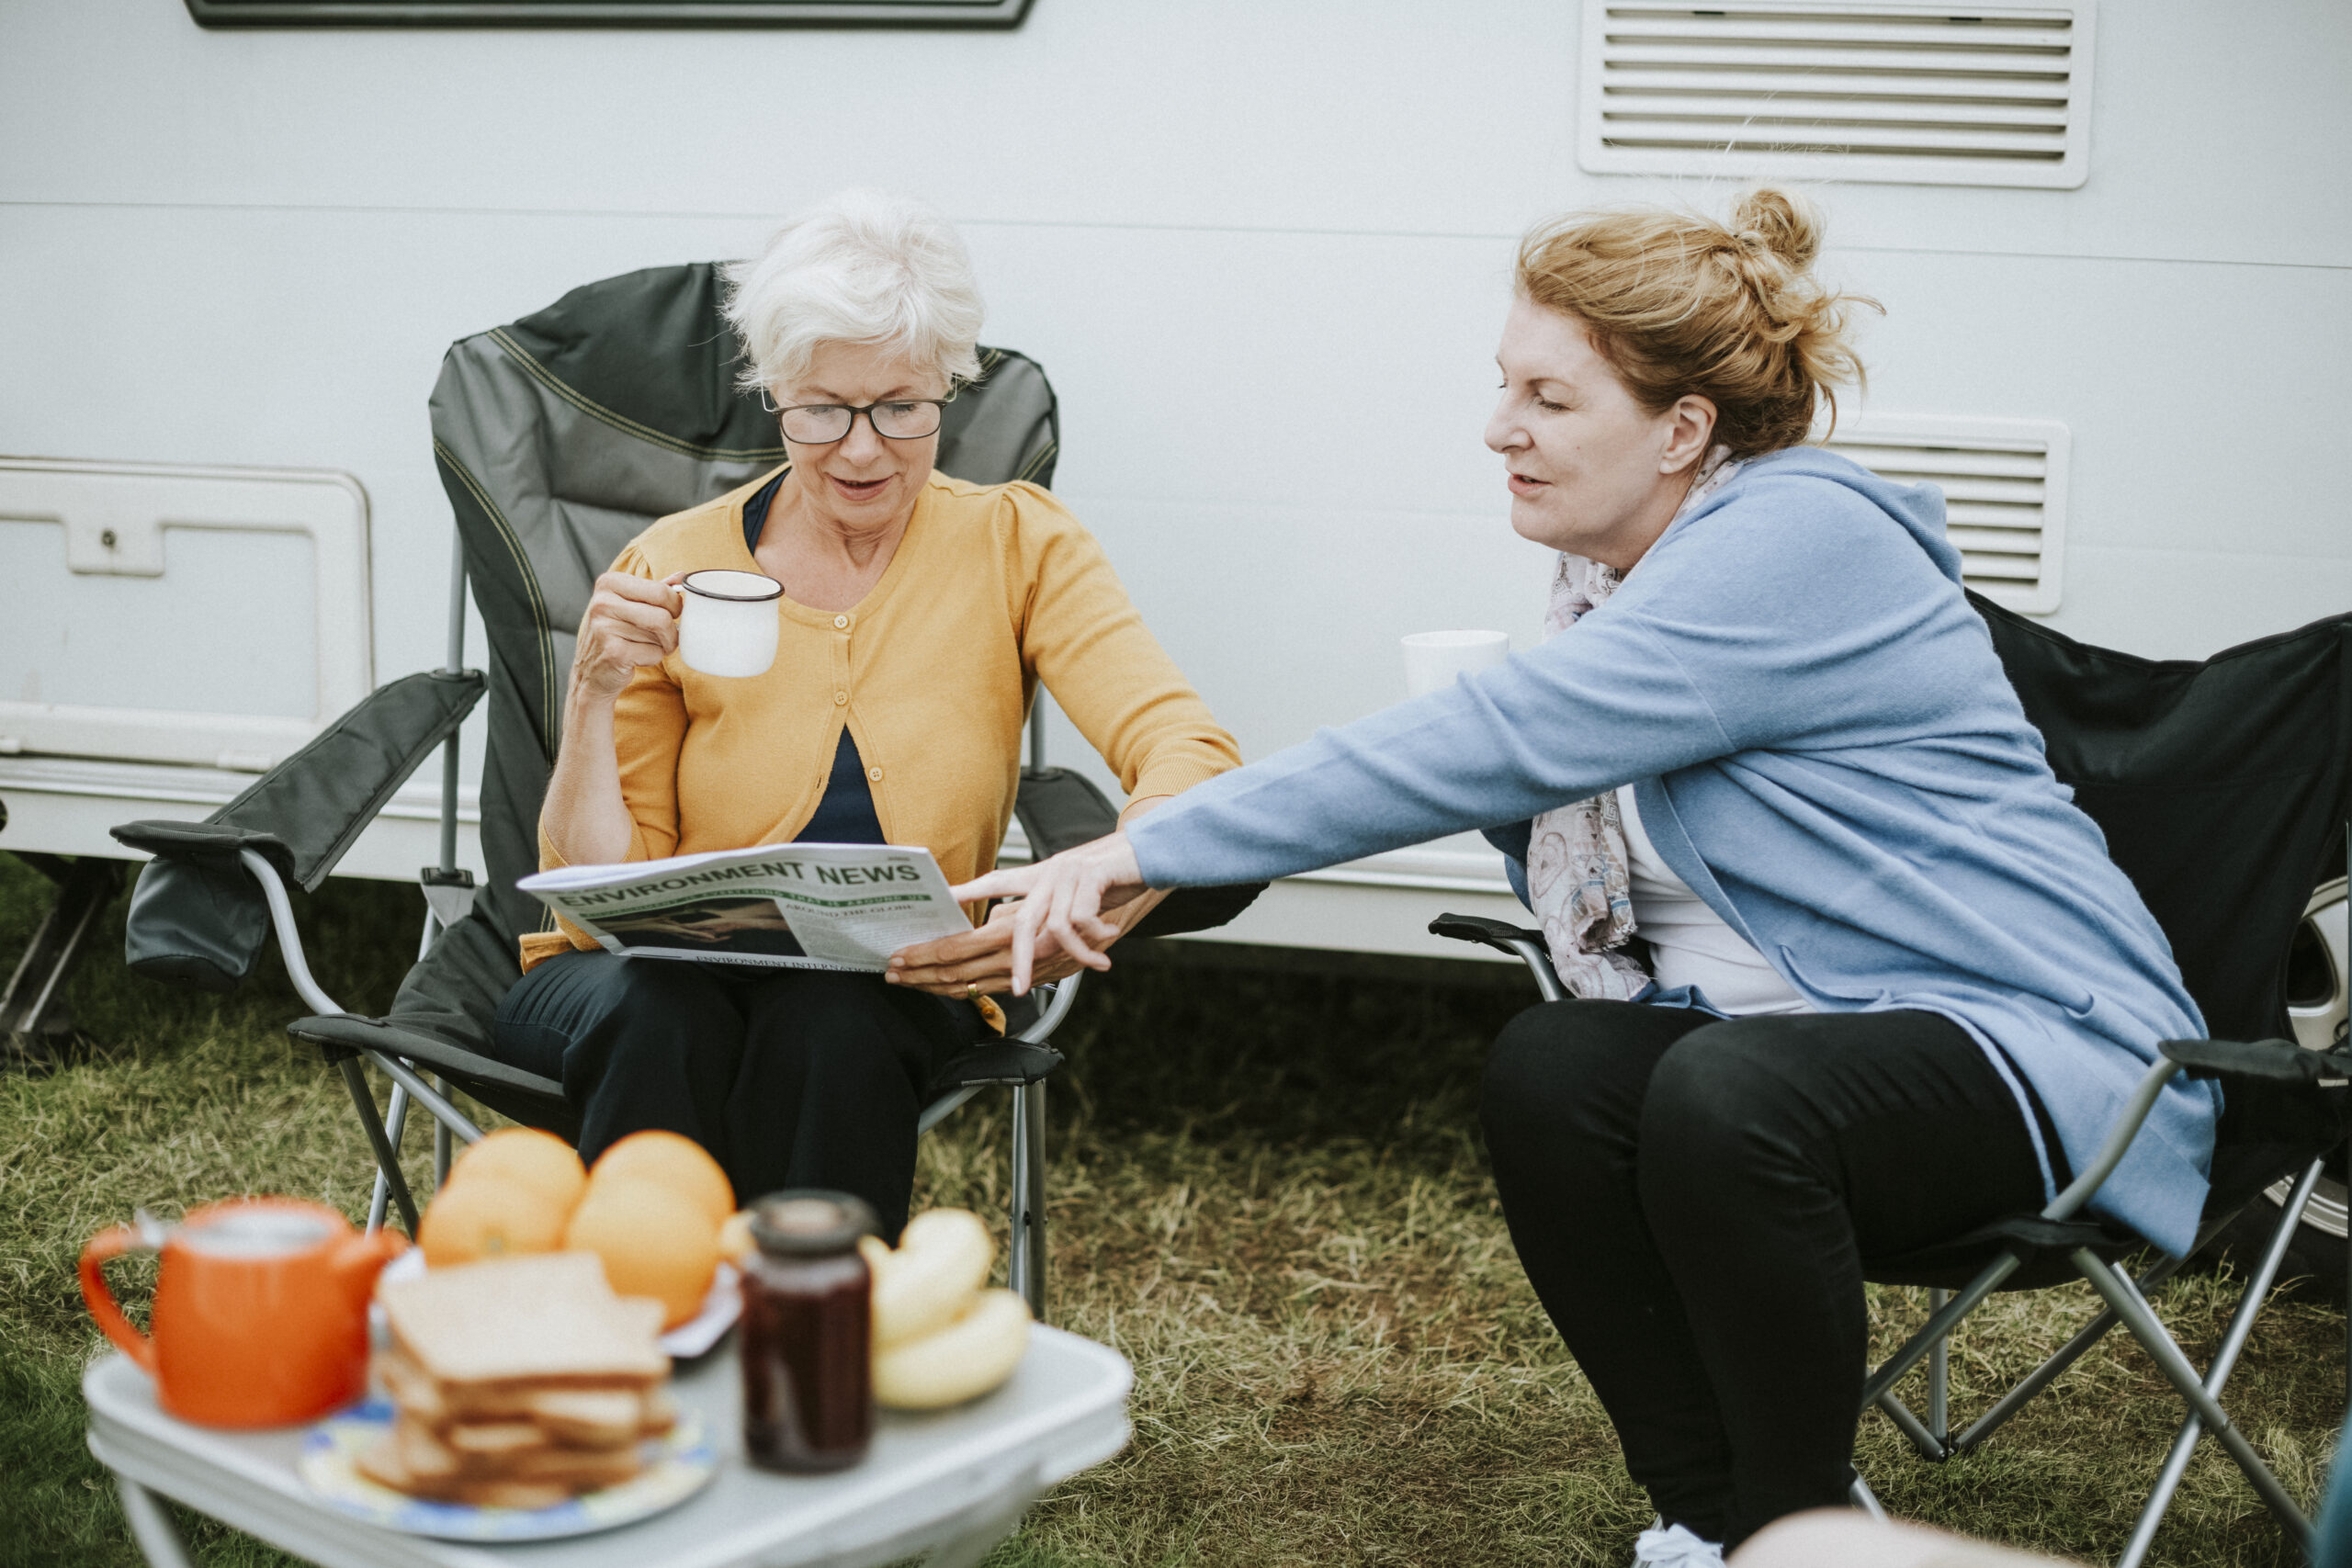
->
[1820,417,2069,614]
[1578,2,2096,188]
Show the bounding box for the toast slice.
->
[355,1438,577,1512]
[378,1253,668,1389]
[390,1415,642,1483]
[376,1344,673,1441]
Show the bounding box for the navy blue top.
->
[742,472,885,848]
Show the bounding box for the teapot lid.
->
[175,1200,340,1259]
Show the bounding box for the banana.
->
[868,1208,992,1349]
[872,1288,1032,1410]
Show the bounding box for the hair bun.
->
[1513,187,1879,457]
[1730,186,1822,271]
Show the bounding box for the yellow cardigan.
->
[523,469,1241,970]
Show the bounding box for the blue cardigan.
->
[1128,447,2215,1256]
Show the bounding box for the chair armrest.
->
[1126,882,1267,939]
[289,1013,564,1100]
[112,668,484,892]
[108,670,482,996]
[2160,1036,2352,1085]
[109,819,297,879]
[927,1040,1064,1094]
[1429,912,1546,953]
[1010,764,1266,937]
[1430,912,1566,1002]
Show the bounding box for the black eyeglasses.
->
[764,394,955,445]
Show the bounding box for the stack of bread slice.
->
[363,1252,676,1509]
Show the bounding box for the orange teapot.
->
[80,1198,406,1428]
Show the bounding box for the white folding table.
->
[84,1326,1131,1568]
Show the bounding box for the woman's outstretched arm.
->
[951,830,1148,993]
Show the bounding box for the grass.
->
[0,852,2342,1567]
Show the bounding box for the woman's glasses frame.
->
[759,389,959,445]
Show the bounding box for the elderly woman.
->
[956,189,2217,1562]
[495,189,1238,1237]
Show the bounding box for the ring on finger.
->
[965,981,978,998]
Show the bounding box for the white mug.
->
[678,570,784,678]
[1401,629,1510,699]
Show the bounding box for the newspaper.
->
[517,842,973,972]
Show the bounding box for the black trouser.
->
[1478,1002,2052,1549]
[493,951,977,1236]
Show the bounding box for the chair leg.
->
[1864,1249,2024,1408]
[1849,1474,1888,1521]
[1876,1387,1948,1461]
[1927,1286,1951,1446]
[339,1055,419,1235]
[1948,1249,2191,1456]
[433,1075,454,1190]
[1006,1079,1047,1323]
[2112,1156,2329,1568]
[2072,1248,2315,1553]
[1,855,123,1069]
[368,1082,412,1232]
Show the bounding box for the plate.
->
[373,1250,741,1359]
[297,1397,717,1541]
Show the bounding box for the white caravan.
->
[0,1,2343,1033]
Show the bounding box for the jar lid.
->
[747,1190,876,1256]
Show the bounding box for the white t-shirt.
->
[1616,784,1812,1017]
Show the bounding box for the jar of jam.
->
[739,1190,876,1473]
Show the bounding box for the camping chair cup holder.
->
[107,263,1262,1326]
[1430,592,2352,1564]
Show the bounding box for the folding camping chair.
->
[108,263,1258,1321]
[1433,592,2352,1562]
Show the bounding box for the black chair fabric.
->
[1859,597,2352,1286]
[1968,592,2352,1043]
[115,670,484,992]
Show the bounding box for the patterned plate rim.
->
[295,1396,717,1541]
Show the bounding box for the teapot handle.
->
[78,1225,158,1374]
[331,1225,410,1287]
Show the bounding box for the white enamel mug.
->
[1402,629,1510,698]
[678,570,784,678]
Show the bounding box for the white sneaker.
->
[1631,1519,1726,1568]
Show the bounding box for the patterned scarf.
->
[1526,447,1743,998]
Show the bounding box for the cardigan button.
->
[867,766,883,783]
[833,691,848,705]
[833,614,850,629]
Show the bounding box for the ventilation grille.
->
[1578,2,2095,188]
[1820,416,2069,613]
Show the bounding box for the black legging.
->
[1478,1001,2052,1549]
[493,950,978,1236]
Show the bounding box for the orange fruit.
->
[447,1128,586,1213]
[417,1178,570,1268]
[563,1181,721,1329]
[587,1132,733,1231]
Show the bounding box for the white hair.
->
[724,189,985,400]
